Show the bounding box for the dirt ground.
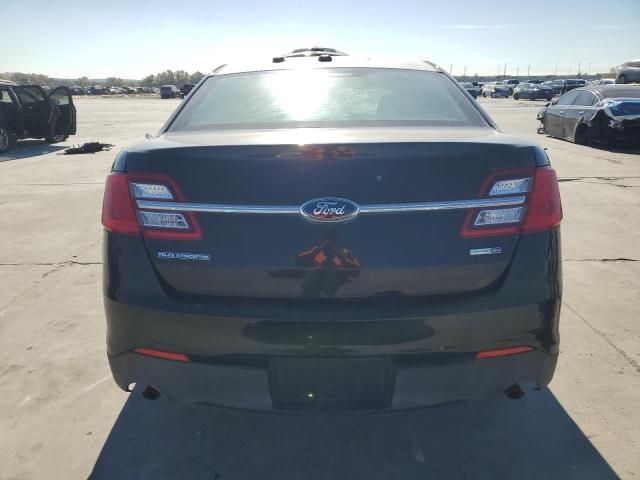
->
[0,96,638,479]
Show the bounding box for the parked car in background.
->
[594,79,616,86]
[615,60,640,84]
[512,83,554,101]
[87,86,105,95]
[501,79,520,94]
[459,82,479,98]
[102,55,563,412]
[0,80,76,153]
[482,82,510,98]
[179,83,196,98]
[552,79,586,95]
[537,85,640,146]
[160,85,179,99]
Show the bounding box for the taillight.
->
[522,167,563,234]
[102,173,140,236]
[461,166,562,237]
[101,172,202,240]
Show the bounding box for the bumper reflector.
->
[476,346,533,360]
[133,348,189,362]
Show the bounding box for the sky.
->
[2,0,639,79]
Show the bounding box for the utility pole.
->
[497,64,501,78]
[568,64,571,75]
[463,65,467,78]
[587,63,592,75]
[527,65,530,77]
[450,64,453,75]
[578,62,581,76]
[503,63,507,77]
[554,63,558,76]
[516,66,519,77]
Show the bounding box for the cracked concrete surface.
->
[0,97,639,479]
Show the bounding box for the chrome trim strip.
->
[137,196,526,215]
[359,196,526,214]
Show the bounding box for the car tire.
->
[45,133,68,144]
[482,92,486,97]
[574,125,590,146]
[0,124,15,153]
[617,75,627,84]
[513,93,520,100]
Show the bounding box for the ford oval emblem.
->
[300,197,360,223]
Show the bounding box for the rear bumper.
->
[104,228,562,411]
[109,349,557,411]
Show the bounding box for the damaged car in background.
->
[537,85,640,146]
[0,80,77,153]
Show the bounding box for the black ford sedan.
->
[102,55,563,412]
[538,85,640,145]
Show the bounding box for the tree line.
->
[141,70,205,88]
[1,70,206,88]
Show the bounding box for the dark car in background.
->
[459,81,479,98]
[179,83,196,98]
[160,85,179,99]
[513,83,554,101]
[538,85,640,146]
[102,55,563,412]
[552,79,586,95]
[0,80,77,153]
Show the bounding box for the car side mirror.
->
[545,102,551,107]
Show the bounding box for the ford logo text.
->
[300,197,360,223]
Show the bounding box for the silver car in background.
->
[616,60,640,84]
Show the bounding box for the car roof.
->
[212,56,442,76]
[576,84,640,97]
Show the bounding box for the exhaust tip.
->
[142,386,161,400]
[504,383,525,400]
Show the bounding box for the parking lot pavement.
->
[0,96,638,479]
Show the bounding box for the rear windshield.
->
[169,68,488,131]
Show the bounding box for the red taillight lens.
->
[102,172,202,240]
[102,172,140,236]
[522,167,563,234]
[461,166,562,238]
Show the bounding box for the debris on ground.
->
[62,142,114,155]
